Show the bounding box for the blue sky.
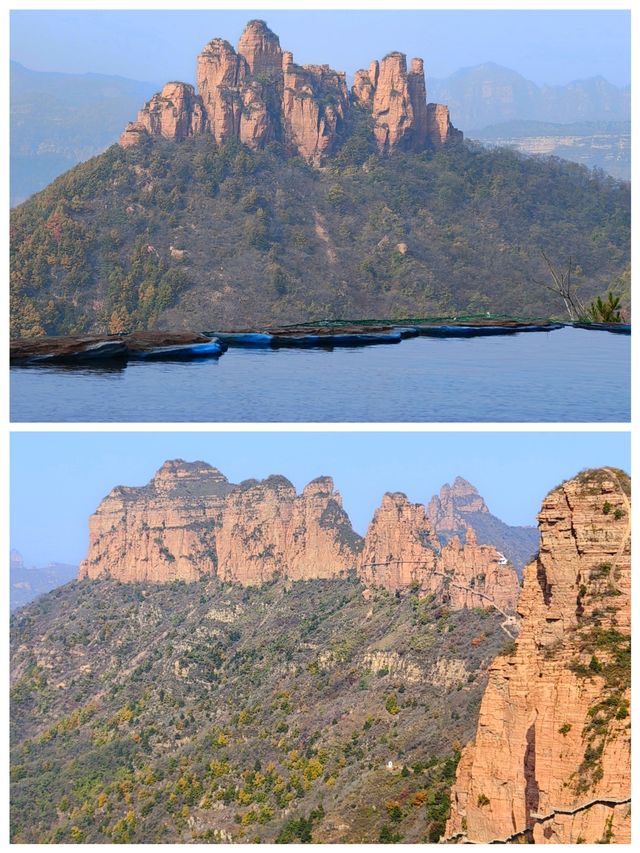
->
[10,10,630,87]
[11,431,630,566]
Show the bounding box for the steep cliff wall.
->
[79,462,517,616]
[216,475,362,584]
[119,20,461,160]
[78,460,233,583]
[444,468,631,844]
[357,492,520,612]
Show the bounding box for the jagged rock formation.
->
[444,468,631,844]
[216,475,361,585]
[119,19,460,160]
[428,476,490,527]
[357,493,520,612]
[79,461,518,614]
[428,477,539,574]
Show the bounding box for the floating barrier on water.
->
[128,340,226,360]
[572,322,631,335]
[20,340,129,365]
[214,329,404,348]
[10,317,629,368]
[412,322,565,338]
[10,332,225,366]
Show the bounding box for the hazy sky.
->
[10,9,630,88]
[11,431,630,566]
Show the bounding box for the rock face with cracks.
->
[80,462,517,617]
[119,20,460,161]
[444,468,631,844]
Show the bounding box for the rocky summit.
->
[428,477,539,574]
[79,460,520,614]
[120,20,461,162]
[445,468,631,844]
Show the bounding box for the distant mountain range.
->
[10,59,630,206]
[429,63,630,131]
[10,549,78,611]
[10,61,157,205]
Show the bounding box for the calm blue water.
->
[10,328,630,423]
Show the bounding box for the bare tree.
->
[532,251,586,321]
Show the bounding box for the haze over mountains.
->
[10,58,630,205]
[10,549,78,611]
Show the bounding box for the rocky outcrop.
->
[119,20,460,161]
[371,52,417,153]
[354,52,458,152]
[196,38,247,144]
[428,477,539,575]
[80,461,362,585]
[445,468,631,844]
[282,59,349,161]
[427,102,463,146]
[79,462,517,616]
[137,82,206,142]
[237,19,282,78]
[357,492,520,612]
[79,460,234,583]
[428,476,489,530]
[357,492,439,590]
[119,121,149,148]
[216,475,361,584]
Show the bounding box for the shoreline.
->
[10,321,630,366]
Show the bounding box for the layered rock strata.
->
[444,468,631,844]
[119,19,461,160]
[79,462,517,615]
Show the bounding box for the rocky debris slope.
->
[428,477,539,574]
[79,461,519,615]
[120,19,460,161]
[444,468,631,844]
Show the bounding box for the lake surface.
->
[10,327,630,423]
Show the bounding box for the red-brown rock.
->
[119,21,461,160]
[445,468,631,844]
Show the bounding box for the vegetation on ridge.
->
[10,132,629,337]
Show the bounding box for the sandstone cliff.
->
[216,475,361,584]
[357,492,520,612]
[444,468,631,844]
[78,460,233,583]
[79,461,517,616]
[119,20,461,160]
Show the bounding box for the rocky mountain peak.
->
[119,21,461,160]
[237,19,282,77]
[151,459,229,492]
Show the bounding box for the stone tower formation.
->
[120,20,461,161]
